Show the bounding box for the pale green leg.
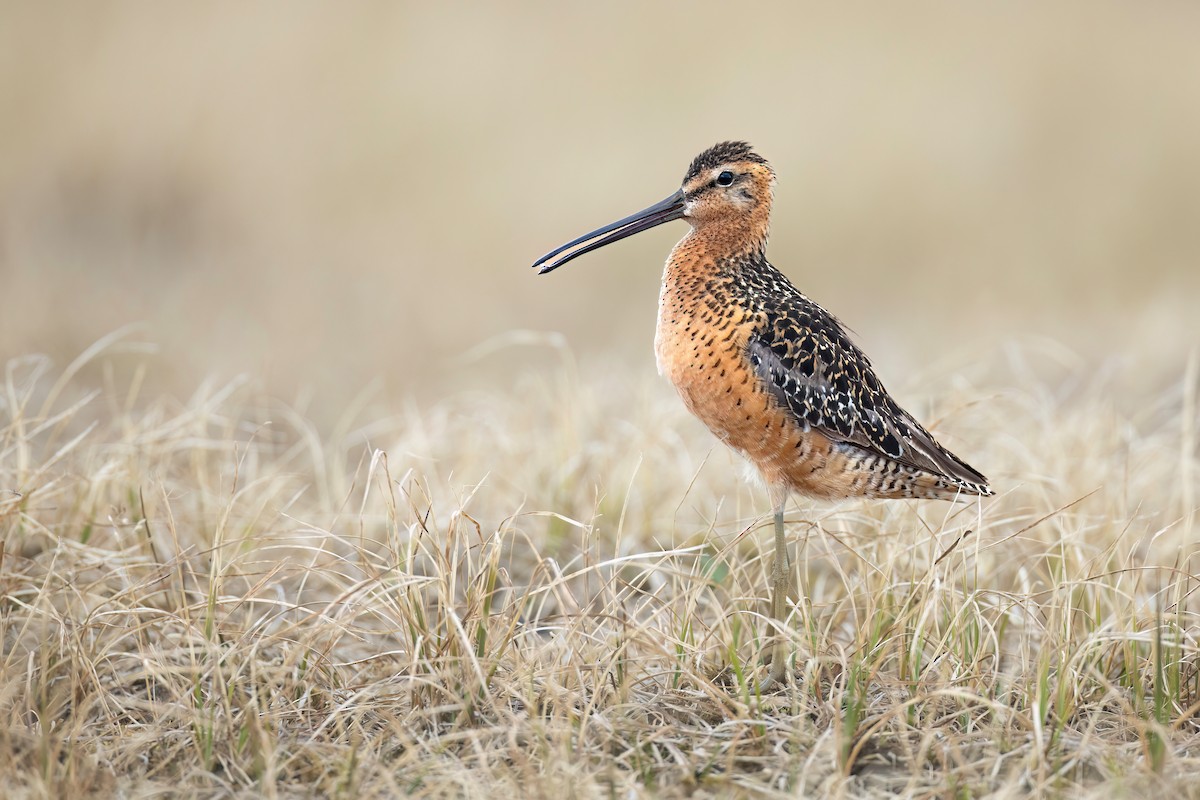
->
[758,500,791,692]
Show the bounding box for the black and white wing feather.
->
[746,289,990,493]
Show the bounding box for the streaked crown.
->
[683,141,771,185]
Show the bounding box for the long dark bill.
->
[532,190,686,274]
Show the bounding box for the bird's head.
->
[678,141,776,227]
[533,141,775,274]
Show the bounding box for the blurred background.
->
[2,2,1197,421]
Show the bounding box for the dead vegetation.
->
[2,336,1198,798]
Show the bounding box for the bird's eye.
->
[715,171,734,187]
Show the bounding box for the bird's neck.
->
[665,220,769,289]
[656,220,769,379]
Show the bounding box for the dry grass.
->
[2,333,1198,799]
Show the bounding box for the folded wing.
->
[746,297,990,492]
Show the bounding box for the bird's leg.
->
[758,500,791,692]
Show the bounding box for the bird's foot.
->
[757,645,789,693]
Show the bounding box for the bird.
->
[531,141,992,691]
